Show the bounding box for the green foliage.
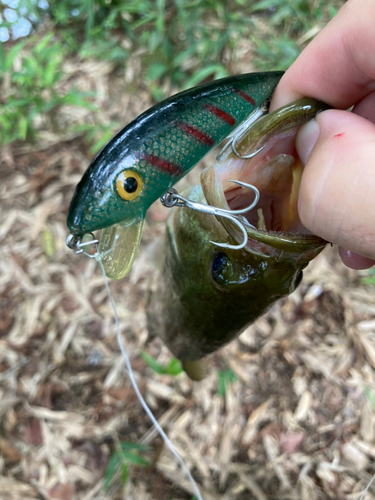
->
[0,33,94,145]
[1,0,345,147]
[364,385,375,411]
[217,367,237,397]
[140,351,183,376]
[104,441,149,491]
[251,0,335,32]
[41,229,56,258]
[251,35,300,71]
[250,0,341,70]
[71,121,121,155]
[11,0,255,89]
[361,268,375,286]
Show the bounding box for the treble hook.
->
[230,98,331,160]
[160,180,259,250]
[216,98,270,162]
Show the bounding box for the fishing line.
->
[359,472,375,500]
[95,254,204,500]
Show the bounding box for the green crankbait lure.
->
[66,72,283,278]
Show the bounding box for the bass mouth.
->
[223,134,306,235]
[201,131,327,257]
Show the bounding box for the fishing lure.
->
[66,72,284,278]
[146,99,329,381]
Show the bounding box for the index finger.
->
[270,0,375,112]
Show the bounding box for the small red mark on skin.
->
[175,122,214,146]
[233,89,256,106]
[333,133,345,138]
[203,104,236,126]
[139,152,183,176]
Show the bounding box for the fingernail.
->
[338,246,375,270]
[296,119,320,165]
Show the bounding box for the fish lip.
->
[201,154,327,256]
[242,223,327,253]
[240,208,327,256]
[241,214,327,247]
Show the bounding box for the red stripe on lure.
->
[67,72,284,280]
[202,104,236,126]
[175,122,215,147]
[139,152,183,176]
[68,73,284,237]
[233,89,256,106]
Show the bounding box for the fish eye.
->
[212,252,228,274]
[116,170,143,201]
[211,252,233,285]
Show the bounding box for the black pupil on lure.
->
[212,252,228,275]
[124,177,138,193]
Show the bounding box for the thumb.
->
[296,109,375,267]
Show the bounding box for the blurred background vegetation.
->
[0,0,343,153]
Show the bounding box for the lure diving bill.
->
[66,72,284,278]
[146,99,329,381]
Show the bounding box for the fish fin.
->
[182,360,209,381]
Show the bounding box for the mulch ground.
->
[1,29,375,500]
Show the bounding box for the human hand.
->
[270,0,375,270]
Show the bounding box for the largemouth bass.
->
[146,99,328,381]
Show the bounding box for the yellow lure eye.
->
[116,170,143,201]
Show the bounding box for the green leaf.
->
[147,62,167,81]
[172,47,196,67]
[217,368,237,397]
[103,441,148,490]
[328,5,338,19]
[251,0,281,11]
[149,30,163,52]
[183,65,227,89]
[155,0,165,32]
[364,385,375,411]
[43,60,61,87]
[120,442,149,452]
[62,91,96,109]
[120,450,149,467]
[132,13,156,30]
[4,40,27,72]
[149,83,166,102]
[18,116,29,140]
[361,277,375,285]
[120,462,129,486]
[166,358,183,376]
[140,351,166,375]
[140,351,182,376]
[34,33,54,54]
[104,451,120,491]
[41,229,56,258]
[88,129,115,155]
[360,268,375,285]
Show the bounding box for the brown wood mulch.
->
[1,30,375,499]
